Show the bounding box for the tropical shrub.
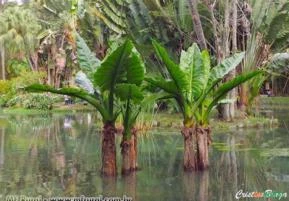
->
[6,93,54,110]
[26,34,146,177]
[0,70,45,106]
[146,40,262,171]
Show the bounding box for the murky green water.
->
[0,110,288,201]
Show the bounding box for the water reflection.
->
[183,171,209,201]
[0,112,287,200]
[0,128,4,168]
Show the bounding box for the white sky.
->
[7,0,24,5]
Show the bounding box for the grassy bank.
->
[0,99,280,131]
[0,103,96,115]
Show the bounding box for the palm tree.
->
[146,40,261,171]
[26,34,145,176]
[0,6,41,71]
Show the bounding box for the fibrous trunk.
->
[121,128,138,175]
[182,126,211,171]
[101,123,117,176]
[130,128,138,171]
[182,127,196,171]
[195,126,211,170]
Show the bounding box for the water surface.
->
[0,111,288,201]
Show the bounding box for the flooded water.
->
[0,110,288,201]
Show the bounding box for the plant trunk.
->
[182,126,196,171]
[121,138,131,175]
[188,0,207,50]
[130,128,138,171]
[121,128,138,175]
[101,122,117,177]
[195,126,211,170]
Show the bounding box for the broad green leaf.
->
[76,33,100,77]
[152,40,187,94]
[115,83,144,103]
[25,84,109,120]
[94,40,145,91]
[180,44,210,101]
[208,52,245,86]
[248,73,267,105]
[145,77,179,96]
[206,70,262,117]
[126,47,146,85]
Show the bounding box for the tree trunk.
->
[121,128,138,175]
[55,49,66,88]
[219,0,237,121]
[205,1,222,62]
[182,127,196,171]
[188,0,207,50]
[121,138,131,175]
[29,52,39,71]
[101,122,117,177]
[228,0,238,120]
[195,126,210,170]
[239,83,248,112]
[1,49,5,80]
[130,128,138,171]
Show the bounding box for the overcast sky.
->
[6,0,24,5]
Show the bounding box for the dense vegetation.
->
[1,0,289,177]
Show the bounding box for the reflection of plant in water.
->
[7,114,54,131]
[138,130,183,175]
[0,128,5,168]
[0,114,103,196]
[211,129,284,201]
[214,133,238,201]
[183,172,209,201]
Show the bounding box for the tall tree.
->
[0,6,41,71]
[188,0,207,49]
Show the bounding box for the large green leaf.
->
[76,33,101,77]
[208,52,245,86]
[180,44,210,101]
[94,40,145,91]
[145,77,179,96]
[25,84,109,120]
[206,70,263,117]
[115,83,144,103]
[152,40,187,94]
